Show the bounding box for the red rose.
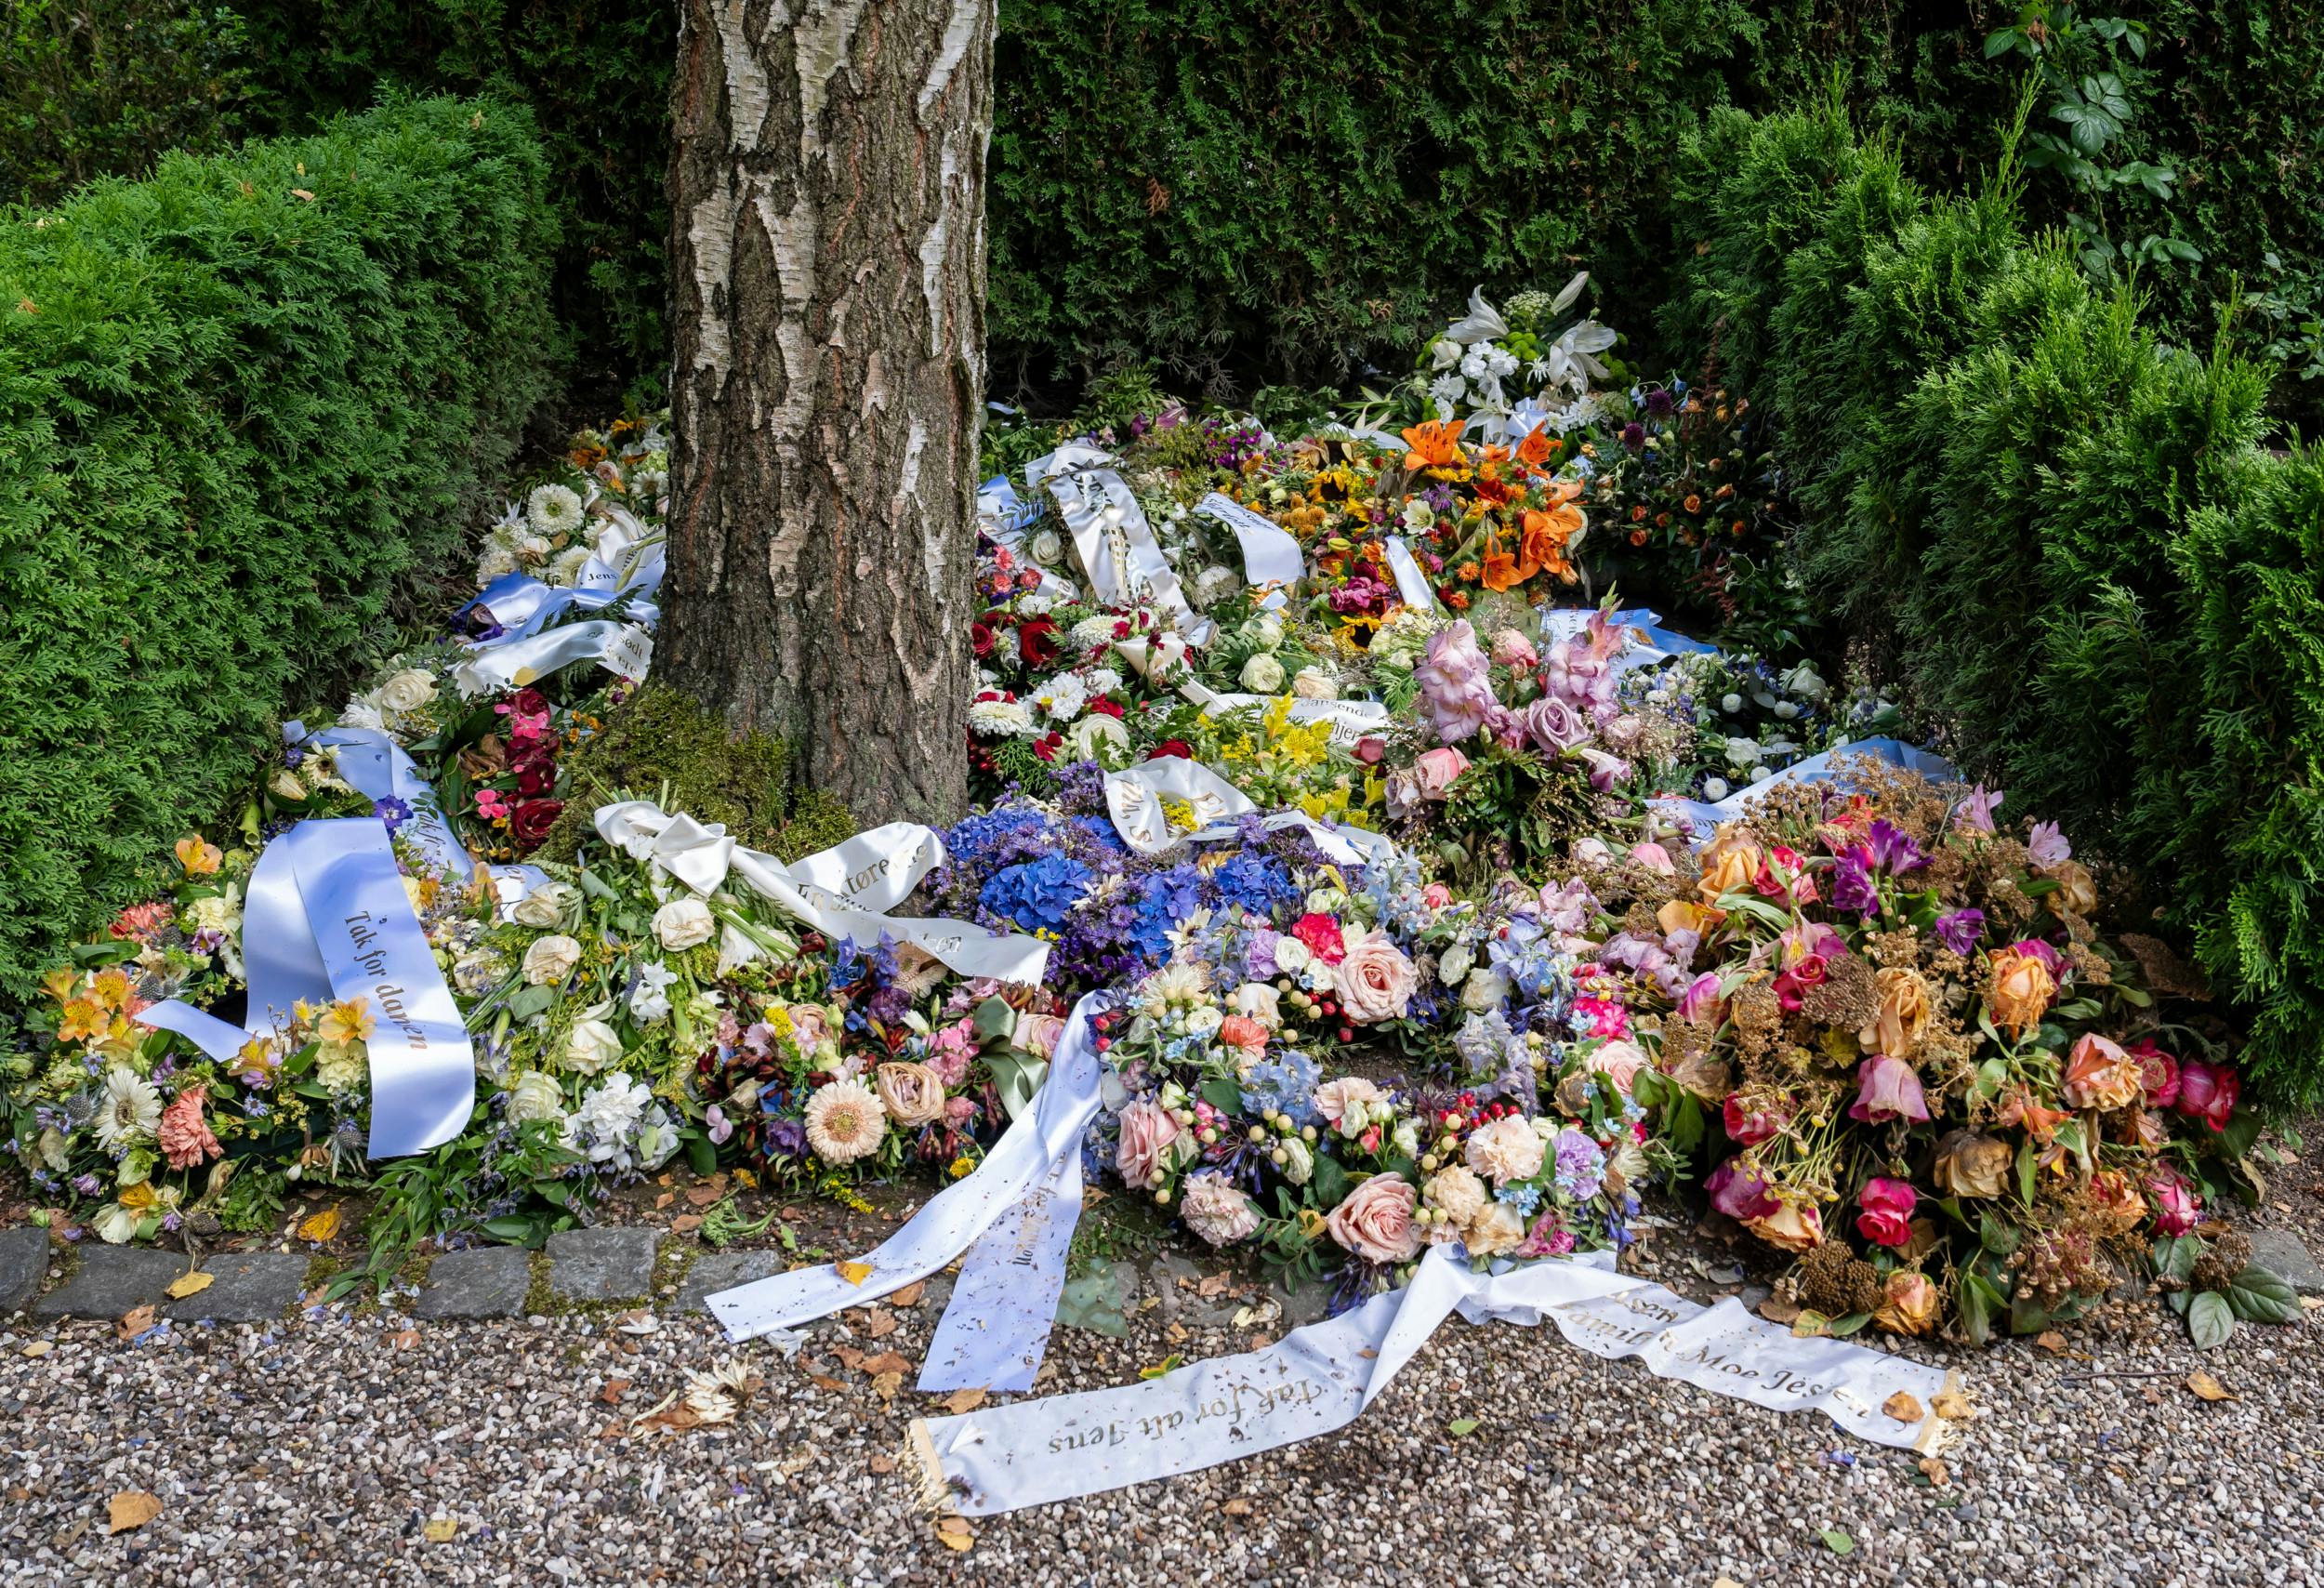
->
[2174,1060,2239,1131]
[1018,616,1062,666]
[508,800,563,849]
[971,619,996,659]
[1087,697,1126,719]
[1146,739,1193,761]
[516,761,555,797]
[1353,736,1386,765]
[1032,731,1063,762]
[511,687,552,717]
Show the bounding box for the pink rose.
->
[1115,1098,1182,1190]
[1334,931,1418,1023]
[786,1003,832,1053]
[2127,1039,2181,1107]
[1706,1158,1778,1221]
[1855,1177,1918,1248]
[1012,1010,1066,1060]
[1578,746,1631,792]
[1629,841,1677,876]
[1325,1172,1424,1264]
[2146,1167,2201,1235]
[1522,695,1591,754]
[1677,972,1724,1025]
[1314,1076,1388,1132]
[1489,628,1539,670]
[1420,882,1453,909]
[1411,746,1471,801]
[1743,1198,1825,1253]
[2174,1060,2239,1132]
[1353,736,1387,765]
[1848,1053,1931,1124]
[1586,1038,1647,1094]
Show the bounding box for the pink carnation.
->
[158,1085,221,1171]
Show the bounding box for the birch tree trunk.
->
[661,0,989,825]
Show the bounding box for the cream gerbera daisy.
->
[95,1065,163,1150]
[802,1079,887,1164]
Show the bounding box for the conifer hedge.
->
[0,96,561,1000]
[1666,99,2324,1100]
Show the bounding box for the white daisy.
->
[95,1065,162,1150]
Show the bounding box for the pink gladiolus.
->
[1855,1177,1918,1247]
[1848,1052,1931,1124]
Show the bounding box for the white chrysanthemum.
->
[546,545,592,587]
[527,483,586,538]
[1147,959,1214,1005]
[1083,666,1122,697]
[1072,615,1121,652]
[568,1072,653,1161]
[95,1065,162,1150]
[1017,592,1055,617]
[1033,671,1088,722]
[803,1079,887,1164]
[475,545,519,584]
[967,697,1036,737]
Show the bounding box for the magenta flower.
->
[2174,1060,2239,1132]
[1677,972,1723,1024]
[1855,1177,1918,1247]
[1847,1053,1931,1124]
[1706,1158,1779,1221]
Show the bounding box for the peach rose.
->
[1931,1128,2011,1198]
[1697,830,1764,905]
[2046,859,2098,919]
[873,1061,950,1129]
[1325,1172,1424,1264]
[1987,948,2055,1037]
[1116,1098,1183,1190]
[1411,746,1471,801]
[1858,967,1933,1060]
[1011,1011,1067,1060]
[2061,1032,2143,1112]
[1464,1114,1546,1185]
[1743,1198,1825,1253]
[1872,1271,1940,1336]
[1335,931,1418,1024]
[1586,1039,1648,1095]
[1217,1013,1270,1055]
[1421,1165,1488,1245]
[1314,1076,1389,1132]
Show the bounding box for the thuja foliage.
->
[1668,99,2324,1098]
[0,97,561,1001]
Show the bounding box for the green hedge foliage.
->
[0,96,561,1000]
[1670,99,2324,1099]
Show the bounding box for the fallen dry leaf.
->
[864,1307,898,1340]
[1198,1273,1233,1298]
[807,1373,847,1392]
[389,1330,419,1350]
[2187,1370,2238,1402]
[1759,1297,1802,1325]
[655,1193,675,1210]
[670,1215,703,1236]
[422,1515,456,1543]
[933,1522,974,1553]
[1932,1390,1974,1422]
[868,1451,897,1475]
[1918,1457,1950,1488]
[870,1370,904,1402]
[601,1378,631,1404]
[614,1310,660,1336]
[290,188,315,201]
[2035,1330,2067,1354]
[861,1351,915,1376]
[1882,1391,1924,1423]
[889,1280,926,1308]
[107,1491,162,1534]
[830,1344,867,1372]
[165,1271,214,1301]
[941,1387,986,1415]
[684,1184,723,1208]
[117,1305,155,1342]
[297,1207,341,1243]
[835,1259,874,1286]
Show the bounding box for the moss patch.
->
[537,686,855,863]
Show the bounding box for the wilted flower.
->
[1931,1129,2011,1199]
[1986,946,2056,1037]
[2061,1033,2143,1112]
[1847,1053,1930,1124]
[1706,1157,1779,1221]
[1872,1270,1940,1336]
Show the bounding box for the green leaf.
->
[685,1130,718,1177]
[1829,1312,1872,1337]
[2014,1135,2037,1206]
[2187,1290,2236,1348]
[506,984,556,1021]
[2225,1264,2300,1325]
[2154,1235,2199,1285]
[1311,1153,1350,1210]
[1200,1077,1243,1115]
[1447,1418,1479,1437]
[1819,1528,1855,1556]
[2217,1111,2263,1161]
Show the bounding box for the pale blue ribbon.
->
[283,720,467,879]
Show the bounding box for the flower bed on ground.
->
[3,285,2295,1346]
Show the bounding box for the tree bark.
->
[662,0,988,826]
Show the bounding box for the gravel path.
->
[6,1190,2323,1587]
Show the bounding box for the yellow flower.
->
[1295,1207,1328,1241]
[87,967,132,1012]
[57,1000,107,1044]
[319,998,376,1046]
[948,1156,976,1180]
[41,966,79,1002]
[117,1179,161,1211]
[175,834,223,875]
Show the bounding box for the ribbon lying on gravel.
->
[136,818,475,1157]
[708,992,1108,1353]
[592,801,1050,984]
[907,1246,1955,1517]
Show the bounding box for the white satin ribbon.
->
[1382,534,1438,613]
[590,801,1049,984]
[135,819,475,1157]
[282,721,467,879]
[911,1245,1954,1516]
[1028,445,1198,629]
[451,619,653,696]
[1101,761,1386,867]
[1189,491,1304,593]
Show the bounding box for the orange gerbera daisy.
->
[1399,419,1465,471]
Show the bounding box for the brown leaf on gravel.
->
[684,1184,724,1208]
[830,1344,866,1371]
[1222,1497,1253,1518]
[670,1215,703,1235]
[117,1305,155,1341]
[1198,1273,1233,1298]
[107,1491,162,1534]
[600,1379,631,1404]
[2035,1330,2067,1353]
[941,1387,986,1414]
[870,1370,904,1402]
[389,1330,419,1350]
[807,1373,847,1392]
[933,1516,974,1552]
[654,1193,675,1210]
[865,1307,898,1340]
[2187,1370,2237,1402]
[165,1271,214,1300]
[889,1280,926,1308]
[1932,1390,1975,1422]
[1758,1297,1802,1325]
[1918,1457,1950,1489]
[861,1351,915,1377]
[868,1452,897,1475]
[1882,1392,1924,1423]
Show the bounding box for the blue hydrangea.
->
[1129,864,1206,959]
[980,854,1094,933]
[1213,852,1297,915]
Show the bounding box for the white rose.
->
[1720,693,1744,715]
[1233,982,1281,1026]
[508,1070,566,1124]
[522,933,582,986]
[1238,654,1287,693]
[1703,776,1730,801]
[654,897,716,951]
[376,668,438,715]
[1439,943,1473,987]
[1245,615,1285,648]
[1069,713,1130,764]
[1029,528,1064,563]
[1723,736,1763,768]
[1273,936,1311,974]
[1183,1004,1223,1039]
[1461,969,1510,1012]
[565,1017,625,1073]
[1290,667,1338,701]
[510,881,574,929]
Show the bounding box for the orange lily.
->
[1514,424,1557,469]
[1399,419,1465,471]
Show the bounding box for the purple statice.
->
[1552,1129,1605,1201]
[1933,907,1986,956]
[1830,853,1880,919]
